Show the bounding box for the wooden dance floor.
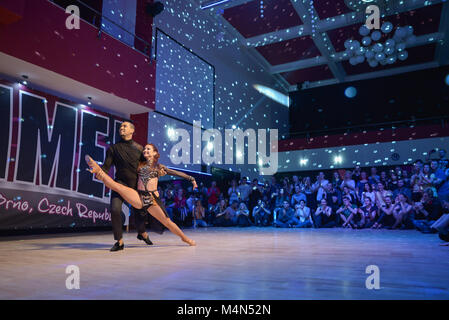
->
[0,227,448,300]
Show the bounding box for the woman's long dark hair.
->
[138,143,160,170]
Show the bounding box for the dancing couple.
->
[89,121,196,251]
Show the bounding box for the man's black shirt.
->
[101,139,143,188]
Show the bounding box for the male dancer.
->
[101,121,153,251]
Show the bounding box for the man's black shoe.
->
[137,234,154,245]
[110,242,124,252]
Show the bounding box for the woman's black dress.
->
[135,163,195,233]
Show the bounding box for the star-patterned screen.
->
[101,0,137,47]
[155,28,215,129]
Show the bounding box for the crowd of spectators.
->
[153,149,449,245]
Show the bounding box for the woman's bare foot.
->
[182,238,196,246]
[85,155,104,179]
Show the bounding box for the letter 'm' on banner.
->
[15,93,77,189]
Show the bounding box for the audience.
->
[153,154,449,245]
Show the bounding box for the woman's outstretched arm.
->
[161,165,196,182]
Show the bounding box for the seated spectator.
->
[292,200,313,228]
[315,198,339,228]
[373,195,395,229]
[235,202,252,227]
[342,185,356,204]
[238,177,251,205]
[186,193,195,213]
[411,183,423,203]
[337,196,359,228]
[302,176,316,210]
[228,179,240,204]
[174,189,190,226]
[402,169,411,187]
[274,201,295,228]
[313,172,329,203]
[192,199,207,228]
[274,188,290,210]
[369,167,380,185]
[358,197,378,228]
[252,199,271,226]
[393,179,412,200]
[391,193,414,229]
[282,177,292,196]
[375,182,392,209]
[248,178,263,213]
[389,172,398,191]
[340,171,356,192]
[412,188,442,233]
[329,194,341,215]
[332,171,342,189]
[325,183,341,205]
[380,171,390,187]
[361,183,376,206]
[207,181,221,209]
[356,171,369,200]
[291,185,307,207]
[430,160,446,190]
[208,199,227,225]
[214,200,239,227]
[352,165,362,183]
[292,175,301,189]
[164,188,175,220]
[431,200,449,243]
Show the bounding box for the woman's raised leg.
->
[85,155,143,209]
[147,204,196,246]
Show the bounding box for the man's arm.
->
[101,146,114,173]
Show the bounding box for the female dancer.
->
[85,143,197,247]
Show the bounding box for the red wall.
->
[0,0,156,110]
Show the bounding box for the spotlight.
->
[232,125,236,129]
[445,74,449,86]
[299,158,308,166]
[334,155,343,164]
[21,75,28,85]
[146,1,164,17]
[87,97,92,105]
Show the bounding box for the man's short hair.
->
[343,196,351,201]
[122,120,135,130]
